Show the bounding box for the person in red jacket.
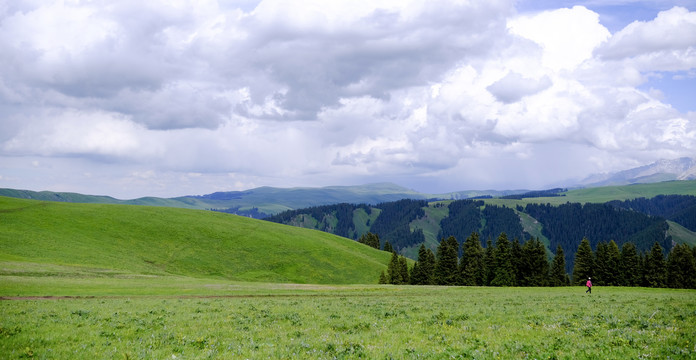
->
[586,277,592,294]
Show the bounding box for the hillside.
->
[0,196,390,284]
[0,183,433,217]
[266,185,696,270]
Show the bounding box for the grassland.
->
[0,196,389,285]
[1,284,694,359]
[482,180,696,208]
[2,192,696,359]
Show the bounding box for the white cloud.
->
[487,72,552,103]
[0,1,695,198]
[597,7,696,60]
[2,109,148,159]
[508,6,610,71]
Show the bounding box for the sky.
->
[1,0,695,199]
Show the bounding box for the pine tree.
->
[666,243,696,289]
[572,237,594,285]
[491,233,515,287]
[387,252,405,285]
[398,255,409,285]
[383,241,393,253]
[378,270,388,284]
[594,242,609,286]
[643,242,666,288]
[550,245,569,286]
[425,247,436,284]
[619,242,640,286]
[483,237,495,286]
[411,244,435,285]
[434,236,459,285]
[358,232,380,249]
[605,240,620,286]
[521,237,549,286]
[460,232,485,286]
[410,262,420,285]
[510,237,523,285]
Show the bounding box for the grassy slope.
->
[352,207,381,239]
[406,202,449,255]
[482,180,696,208]
[0,197,390,285]
[667,221,696,247]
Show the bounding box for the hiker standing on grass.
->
[586,277,592,294]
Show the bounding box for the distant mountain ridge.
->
[581,157,696,187]
[2,157,696,216]
[0,183,525,218]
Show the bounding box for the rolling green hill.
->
[481,180,696,207]
[0,196,390,284]
[3,180,695,218]
[0,183,431,216]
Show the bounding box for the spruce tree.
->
[550,245,569,286]
[410,262,421,285]
[424,247,436,284]
[605,240,620,286]
[572,237,594,285]
[594,242,609,286]
[460,232,485,286]
[378,270,388,284]
[358,232,380,250]
[383,241,393,253]
[521,237,549,286]
[369,232,380,249]
[387,252,404,285]
[510,237,523,285]
[398,255,409,285]
[643,242,666,288]
[412,244,435,285]
[666,244,696,289]
[434,236,459,285]
[619,242,640,286]
[483,237,495,286]
[491,233,515,286]
[410,245,424,285]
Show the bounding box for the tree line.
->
[438,201,525,251]
[608,195,696,232]
[369,199,428,251]
[522,202,672,272]
[379,232,696,289]
[265,203,370,239]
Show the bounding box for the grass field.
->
[482,180,696,208]
[2,191,695,359]
[1,281,695,359]
[0,196,389,285]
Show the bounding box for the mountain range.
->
[1,157,695,217]
[579,157,696,187]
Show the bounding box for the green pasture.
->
[481,180,696,208]
[1,283,694,359]
[0,196,389,285]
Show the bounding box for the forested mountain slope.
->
[265,195,696,272]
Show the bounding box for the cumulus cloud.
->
[0,1,695,198]
[596,7,696,60]
[487,72,552,103]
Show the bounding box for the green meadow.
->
[2,196,695,359]
[2,285,695,359]
[0,196,388,285]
